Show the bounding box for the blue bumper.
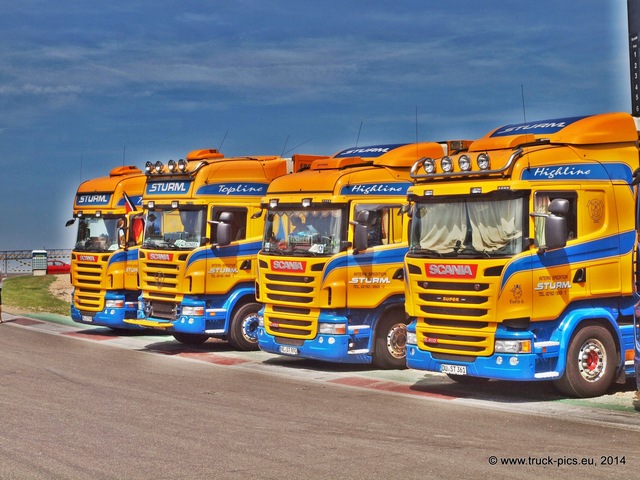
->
[406,344,539,380]
[71,302,141,330]
[257,327,372,364]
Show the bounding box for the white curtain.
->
[417,203,467,253]
[468,199,523,252]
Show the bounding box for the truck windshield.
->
[409,195,525,257]
[74,216,121,252]
[262,208,344,256]
[143,208,205,250]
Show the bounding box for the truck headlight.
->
[495,339,531,353]
[182,306,205,316]
[105,299,125,308]
[319,323,346,335]
[406,331,417,345]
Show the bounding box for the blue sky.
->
[0,0,632,251]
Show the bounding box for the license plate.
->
[441,364,466,375]
[82,315,93,323]
[279,346,299,356]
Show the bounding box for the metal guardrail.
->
[0,249,71,274]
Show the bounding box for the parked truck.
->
[125,149,311,349]
[404,112,637,397]
[256,141,469,368]
[67,165,146,329]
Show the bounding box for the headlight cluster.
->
[419,153,491,175]
[145,159,188,175]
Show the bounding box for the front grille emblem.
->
[154,271,165,289]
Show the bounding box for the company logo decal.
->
[334,144,407,158]
[146,181,191,195]
[79,255,98,262]
[154,271,165,289]
[525,165,591,180]
[196,182,268,196]
[340,182,410,196]
[271,259,307,272]
[426,263,478,279]
[586,199,604,223]
[77,194,111,206]
[491,116,586,137]
[148,252,173,261]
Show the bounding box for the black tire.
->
[553,323,617,398]
[446,374,490,384]
[372,314,408,369]
[172,332,209,345]
[228,302,261,351]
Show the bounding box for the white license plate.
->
[82,315,93,323]
[441,364,467,375]
[279,346,299,356]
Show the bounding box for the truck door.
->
[347,202,407,311]
[208,206,251,293]
[531,190,587,322]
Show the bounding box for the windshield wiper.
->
[409,247,444,257]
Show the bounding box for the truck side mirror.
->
[216,224,232,246]
[353,223,368,252]
[544,198,569,250]
[352,209,370,253]
[210,211,234,247]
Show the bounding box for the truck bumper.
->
[71,302,142,330]
[257,327,372,364]
[406,345,539,381]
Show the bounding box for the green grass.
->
[3,275,71,316]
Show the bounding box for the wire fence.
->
[0,249,71,275]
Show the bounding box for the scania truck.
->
[256,141,469,368]
[125,149,311,349]
[404,112,637,397]
[67,165,146,329]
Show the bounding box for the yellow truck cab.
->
[405,112,638,397]
[256,141,469,368]
[125,149,306,349]
[68,165,146,329]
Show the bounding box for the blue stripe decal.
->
[195,182,268,196]
[334,144,408,158]
[490,116,588,137]
[321,245,408,282]
[500,231,636,291]
[339,182,412,196]
[107,248,139,266]
[115,195,143,208]
[520,163,633,184]
[185,241,262,268]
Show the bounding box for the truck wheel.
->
[553,323,616,398]
[228,302,261,351]
[372,315,408,369]
[172,332,209,345]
